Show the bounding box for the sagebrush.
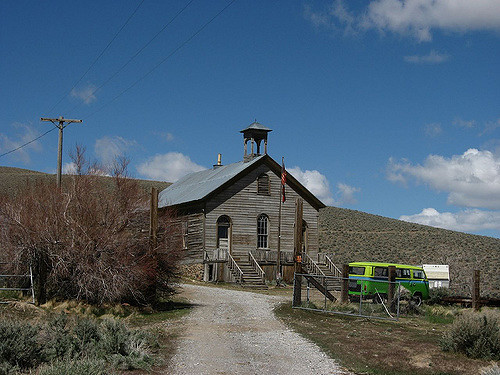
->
[441,309,500,360]
[0,314,157,374]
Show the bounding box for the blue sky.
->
[1,0,500,237]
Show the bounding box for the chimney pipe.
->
[217,153,221,166]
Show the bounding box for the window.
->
[257,214,269,248]
[396,268,411,279]
[257,174,270,195]
[349,266,365,275]
[373,267,388,279]
[413,270,425,279]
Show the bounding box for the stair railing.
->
[302,252,325,276]
[248,251,266,284]
[324,255,342,277]
[227,252,243,283]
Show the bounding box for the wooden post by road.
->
[292,198,303,307]
[472,269,480,310]
[340,264,349,304]
[388,266,396,313]
[149,187,158,250]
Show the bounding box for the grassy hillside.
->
[319,206,500,297]
[0,166,170,197]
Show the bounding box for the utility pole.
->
[40,116,83,188]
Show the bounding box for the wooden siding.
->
[204,163,319,262]
[168,212,205,264]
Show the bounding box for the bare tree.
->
[0,147,182,305]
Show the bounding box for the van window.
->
[413,270,425,279]
[349,266,365,275]
[374,267,388,279]
[396,268,411,278]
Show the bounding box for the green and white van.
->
[348,262,430,305]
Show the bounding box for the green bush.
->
[427,287,452,305]
[0,320,42,371]
[0,314,156,374]
[37,358,112,375]
[441,310,500,359]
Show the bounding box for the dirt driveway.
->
[167,284,350,375]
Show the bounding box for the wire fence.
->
[292,273,404,321]
[0,262,35,304]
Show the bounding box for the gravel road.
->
[168,284,350,375]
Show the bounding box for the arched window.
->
[257,173,270,195]
[257,214,269,248]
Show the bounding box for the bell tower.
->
[240,121,272,162]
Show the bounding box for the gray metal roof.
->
[159,155,265,208]
[240,121,272,133]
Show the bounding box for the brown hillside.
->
[0,166,170,197]
[319,206,500,297]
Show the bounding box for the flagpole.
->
[277,156,283,284]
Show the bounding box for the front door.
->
[217,216,231,254]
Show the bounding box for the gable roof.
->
[158,154,326,210]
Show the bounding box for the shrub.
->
[41,313,75,361]
[482,364,500,375]
[427,287,452,305]
[0,320,42,371]
[37,358,112,375]
[441,310,500,360]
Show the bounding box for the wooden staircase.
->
[237,261,268,290]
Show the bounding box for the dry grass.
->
[275,303,494,375]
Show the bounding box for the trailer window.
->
[349,266,365,275]
[413,270,425,279]
[374,267,388,279]
[396,268,411,278]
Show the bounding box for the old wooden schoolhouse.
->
[158,122,326,287]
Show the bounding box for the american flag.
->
[281,159,286,203]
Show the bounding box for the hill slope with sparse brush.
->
[0,166,170,197]
[319,206,500,297]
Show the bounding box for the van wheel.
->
[411,293,423,306]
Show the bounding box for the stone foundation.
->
[180,263,204,281]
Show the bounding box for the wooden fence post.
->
[472,269,480,310]
[341,264,349,304]
[149,187,158,250]
[388,266,396,313]
[292,198,303,307]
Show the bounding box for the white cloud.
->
[137,152,206,182]
[63,162,77,175]
[424,123,442,137]
[453,118,476,128]
[479,118,500,136]
[336,183,361,205]
[388,148,500,209]
[306,0,500,42]
[94,136,136,165]
[71,84,97,105]
[400,207,500,232]
[288,167,335,205]
[0,123,43,164]
[404,50,449,64]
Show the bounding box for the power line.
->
[68,0,195,114]
[47,0,146,114]
[0,127,56,159]
[84,0,237,120]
